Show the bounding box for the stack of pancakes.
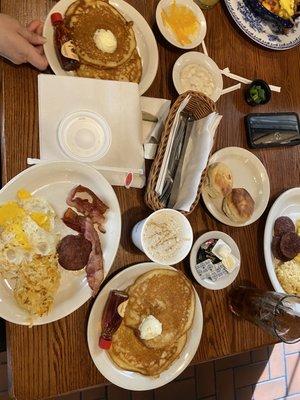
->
[108,269,195,376]
[64,0,142,83]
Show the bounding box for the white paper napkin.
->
[38,74,145,188]
[155,95,191,196]
[141,97,171,160]
[173,112,222,211]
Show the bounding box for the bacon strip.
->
[62,185,109,295]
[66,185,108,233]
[83,218,104,296]
[62,208,86,233]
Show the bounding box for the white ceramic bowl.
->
[156,0,207,49]
[131,209,193,265]
[190,231,241,290]
[172,51,223,101]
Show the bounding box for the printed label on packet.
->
[195,259,229,282]
[209,262,228,282]
[195,259,214,280]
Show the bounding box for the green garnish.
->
[249,85,266,104]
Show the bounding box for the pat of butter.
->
[212,239,232,260]
[222,254,238,273]
[93,29,117,53]
[139,315,162,340]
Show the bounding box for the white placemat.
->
[38,74,145,188]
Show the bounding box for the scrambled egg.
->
[279,0,294,18]
[262,0,295,18]
[276,259,300,295]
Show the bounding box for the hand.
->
[0,14,48,70]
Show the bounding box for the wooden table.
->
[1,0,300,399]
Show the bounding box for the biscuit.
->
[222,188,255,223]
[204,162,233,198]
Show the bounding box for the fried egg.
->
[0,189,60,273]
[18,190,56,231]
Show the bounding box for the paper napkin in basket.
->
[141,97,171,160]
[172,112,222,211]
[38,74,145,188]
[155,95,191,195]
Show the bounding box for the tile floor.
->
[0,342,299,400]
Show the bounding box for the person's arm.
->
[0,14,48,70]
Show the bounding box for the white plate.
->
[264,188,300,293]
[172,51,223,101]
[202,147,270,227]
[87,262,203,390]
[190,231,240,290]
[156,0,207,49]
[0,161,121,325]
[43,0,159,95]
[224,0,300,50]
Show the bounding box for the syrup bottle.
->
[99,290,129,350]
[51,12,80,71]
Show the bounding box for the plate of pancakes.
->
[43,0,159,95]
[202,147,270,227]
[87,263,203,390]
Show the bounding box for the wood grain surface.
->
[1,0,300,399]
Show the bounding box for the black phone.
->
[245,112,300,149]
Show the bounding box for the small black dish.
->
[246,0,294,30]
[245,79,271,106]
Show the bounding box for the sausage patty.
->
[274,216,295,237]
[57,234,92,270]
[279,232,300,260]
[271,235,288,261]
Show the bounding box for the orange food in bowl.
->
[161,1,199,45]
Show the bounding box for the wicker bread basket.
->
[145,91,216,215]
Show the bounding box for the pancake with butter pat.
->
[124,269,195,350]
[65,0,109,22]
[108,322,187,376]
[65,1,82,20]
[76,49,142,83]
[68,0,136,68]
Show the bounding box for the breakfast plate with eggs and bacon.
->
[43,0,159,94]
[0,161,121,326]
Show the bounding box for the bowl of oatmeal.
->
[172,51,223,101]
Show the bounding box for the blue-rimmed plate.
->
[223,0,300,50]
